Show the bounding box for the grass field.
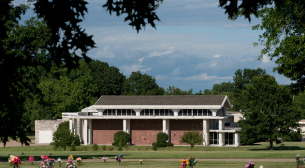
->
[0,141,302,168]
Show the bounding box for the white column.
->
[98,109,104,116]
[79,119,82,143]
[126,119,130,134]
[84,119,88,145]
[163,119,166,133]
[69,119,73,133]
[166,119,170,142]
[203,119,210,146]
[210,109,218,116]
[123,119,127,132]
[73,119,77,135]
[88,119,92,145]
[219,119,223,130]
[235,133,240,147]
[219,132,223,146]
[172,109,180,117]
[135,109,142,117]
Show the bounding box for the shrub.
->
[70,141,76,151]
[92,143,98,151]
[137,147,141,151]
[82,147,88,151]
[131,147,134,151]
[124,147,129,151]
[112,142,117,146]
[101,145,106,151]
[157,142,166,147]
[118,142,122,151]
[144,147,148,151]
[180,130,203,150]
[157,132,168,143]
[152,143,157,151]
[166,142,174,147]
[51,121,79,151]
[114,131,131,144]
[107,146,113,151]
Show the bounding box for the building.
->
[61,95,241,147]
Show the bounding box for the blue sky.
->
[18,0,291,93]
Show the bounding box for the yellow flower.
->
[69,155,73,160]
[139,160,143,163]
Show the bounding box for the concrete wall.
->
[130,119,162,145]
[35,120,64,144]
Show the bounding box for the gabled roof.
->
[94,95,232,108]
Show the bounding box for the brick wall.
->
[170,119,203,145]
[92,119,123,144]
[35,120,65,144]
[130,119,162,145]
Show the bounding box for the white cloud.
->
[210,63,217,67]
[91,46,115,58]
[120,64,151,75]
[213,54,221,58]
[148,48,174,57]
[170,68,181,76]
[262,54,270,63]
[138,57,145,63]
[182,73,232,81]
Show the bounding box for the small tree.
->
[180,130,203,150]
[114,131,131,145]
[157,132,168,143]
[51,121,80,151]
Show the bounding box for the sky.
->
[17,0,291,93]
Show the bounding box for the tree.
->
[179,130,203,150]
[232,68,266,111]
[0,0,290,146]
[122,71,164,95]
[89,60,125,96]
[253,1,305,93]
[164,86,193,95]
[237,74,301,149]
[203,82,234,95]
[51,121,80,151]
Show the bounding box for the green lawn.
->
[0,161,298,168]
[0,142,302,167]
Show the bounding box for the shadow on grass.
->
[0,154,131,162]
[249,146,305,151]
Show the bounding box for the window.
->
[225,133,235,145]
[209,132,219,145]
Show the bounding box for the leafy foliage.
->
[157,132,168,143]
[180,130,203,150]
[253,1,305,93]
[164,86,193,95]
[237,74,302,149]
[113,131,131,144]
[122,71,164,95]
[51,121,80,151]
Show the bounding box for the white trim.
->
[62,115,228,120]
[221,95,233,109]
[82,105,222,111]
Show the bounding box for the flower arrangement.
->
[102,156,109,162]
[39,156,55,168]
[29,156,34,165]
[180,158,190,168]
[139,160,143,165]
[76,157,82,165]
[68,155,74,160]
[245,160,255,168]
[8,155,22,167]
[57,158,62,167]
[115,156,122,162]
[66,156,77,168]
[296,154,305,167]
[188,156,197,167]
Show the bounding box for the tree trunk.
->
[269,139,273,150]
[297,162,299,168]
